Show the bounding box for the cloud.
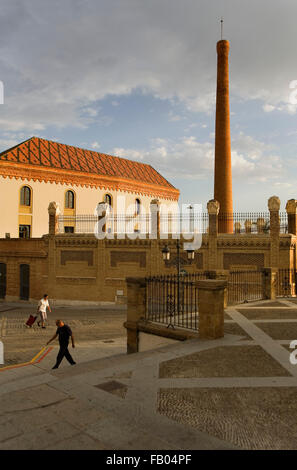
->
[91,141,101,149]
[113,132,284,183]
[0,0,296,134]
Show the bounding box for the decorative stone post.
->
[234,222,241,234]
[95,202,108,237]
[207,199,219,235]
[207,199,219,270]
[245,220,252,234]
[257,217,265,234]
[262,268,278,300]
[125,277,146,354]
[286,199,297,235]
[268,196,280,268]
[196,279,226,339]
[150,199,160,239]
[48,202,60,301]
[48,202,60,235]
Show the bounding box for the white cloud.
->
[0,0,296,134]
[263,104,276,113]
[113,132,284,184]
[91,141,101,150]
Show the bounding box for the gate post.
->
[286,199,297,235]
[207,199,219,269]
[262,268,277,300]
[268,196,280,268]
[125,277,146,353]
[196,279,226,339]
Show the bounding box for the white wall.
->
[0,176,179,238]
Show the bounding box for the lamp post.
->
[162,240,195,319]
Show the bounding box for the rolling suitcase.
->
[26,315,37,327]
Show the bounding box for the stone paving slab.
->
[238,308,297,320]
[159,345,291,378]
[256,322,297,340]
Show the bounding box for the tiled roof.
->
[0,137,179,200]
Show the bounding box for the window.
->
[64,226,74,233]
[135,198,141,215]
[19,225,31,239]
[104,194,112,207]
[20,186,31,206]
[65,190,75,209]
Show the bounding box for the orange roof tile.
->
[0,137,179,200]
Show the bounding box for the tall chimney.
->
[214,39,233,233]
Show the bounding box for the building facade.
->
[0,137,179,238]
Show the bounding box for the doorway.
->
[20,264,30,300]
[0,263,6,299]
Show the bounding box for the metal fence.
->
[227,270,265,305]
[145,270,266,330]
[145,274,207,330]
[57,211,289,235]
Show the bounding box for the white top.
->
[38,298,49,313]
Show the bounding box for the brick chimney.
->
[214,39,233,233]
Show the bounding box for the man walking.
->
[46,319,76,369]
[37,294,51,329]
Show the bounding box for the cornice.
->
[0,161,179,201]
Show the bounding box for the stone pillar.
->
[204,269,229,308]
[257,217,265,234]
[207,200,219,270]
[47,202,60,300]
[95,202,108,237]
[268,196,280,268]
[196,279,226,339]
[214,40,233,234]
[262,268,278,300]
[48,201,59,235]
[234,222,241,234]
[245,220,252,234]
[286,199,297,235]
[125,278,146,353]
[150,199,160,239]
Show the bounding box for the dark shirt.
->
[56,324,72,345]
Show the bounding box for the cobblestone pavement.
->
[158,298,297,449]
[0,302,126,365]
[1,298,297,449]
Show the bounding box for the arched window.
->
[65,190,75,209]
[135,198,141,215]
[104,194,112,207]
[20,186,31,206]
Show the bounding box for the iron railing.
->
[57,211,289,235]
[145,273,207,330]
[227,270,265,305]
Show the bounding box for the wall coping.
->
[196,279,227,290]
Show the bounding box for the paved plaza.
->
[1,299,297,449]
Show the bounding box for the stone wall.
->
[0,196,296,304]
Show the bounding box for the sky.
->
[0,0,296,211]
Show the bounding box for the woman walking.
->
[37,294,51,329]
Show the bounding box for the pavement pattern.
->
[1,299,297,449]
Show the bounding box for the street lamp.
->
[161,245,170,262]
[162,240,195,275]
